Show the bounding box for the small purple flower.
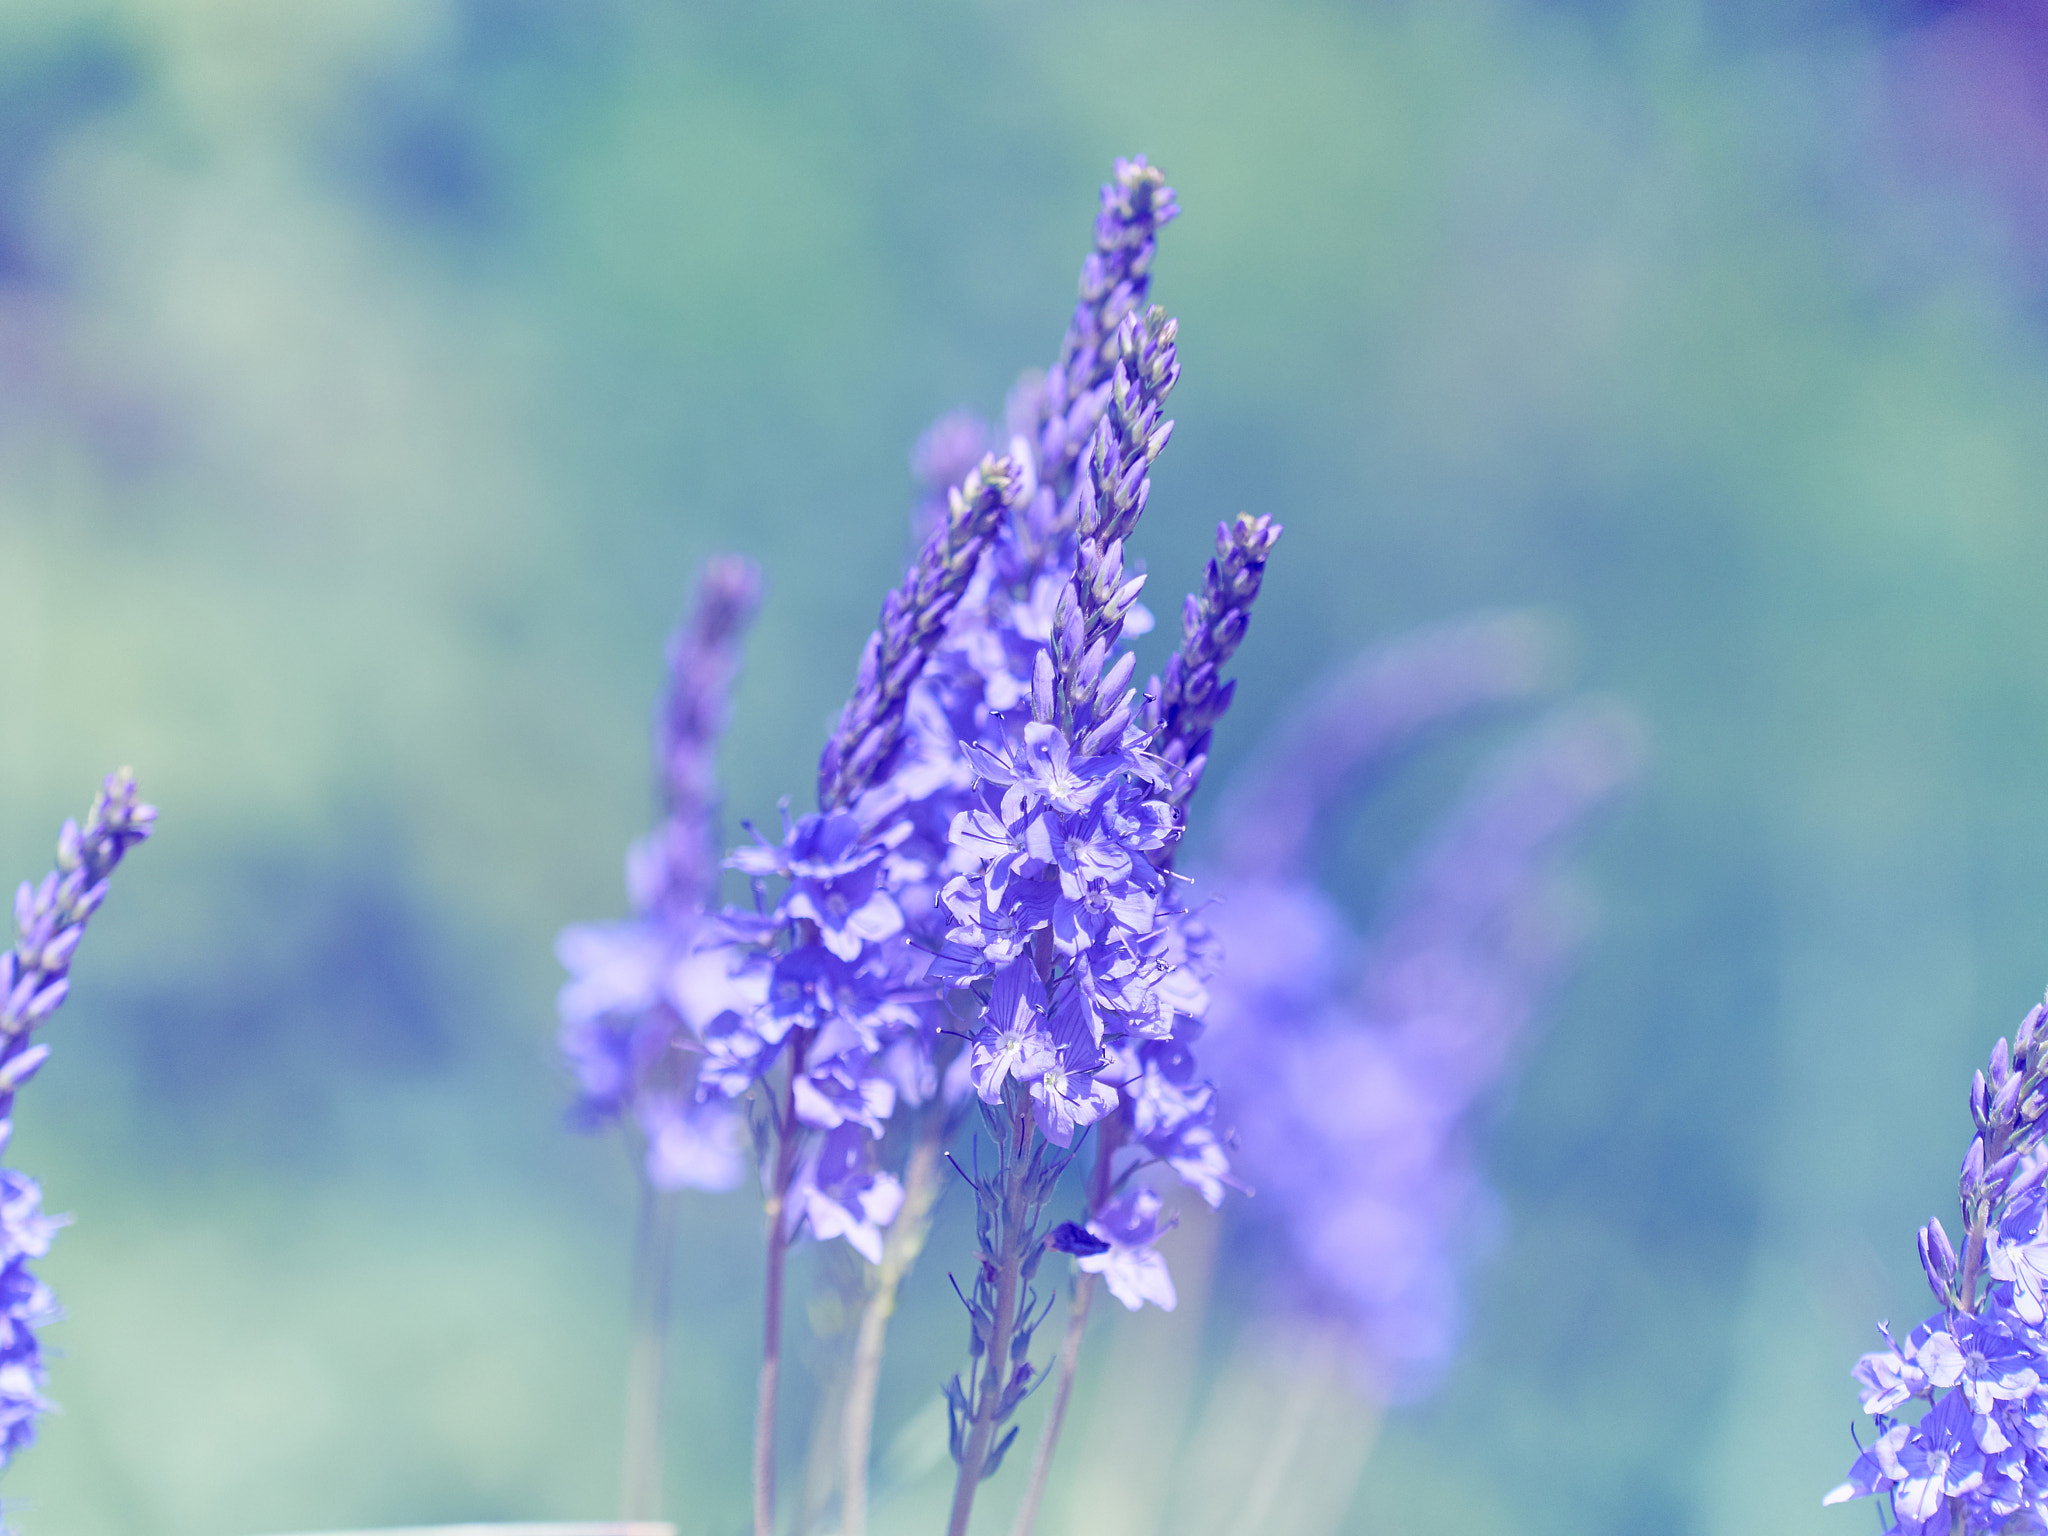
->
[641,1097,744,1193]
[1826,1420,1914,1511]
[1854,1323,1930,1415]
[967,959,1054,1104]
[1029,988,1118,1148]
[1921,1310,2042,1413]
[732,812,906,964]
[793,1051,898,1137]
[789,1124,907,1265]
[1989,1187,2048,1324]
[1078,1187,1177,1313]
[1893,1392,1989,1527]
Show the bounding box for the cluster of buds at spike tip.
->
[0,771,153,1470]
[1149,512,1284,811]
[1038,158,1180,481]
[1064,158,1178,386]
[1945,1002,2048,1308]
[1048,307,1178,734]
[1,771,154,1087]
[820,451,1031,812]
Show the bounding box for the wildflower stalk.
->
[945,1098,1037,1536]
[839,1096,952,1536]
[755,1033,808,1536]
[1009,1115,1116,1536]
[1008,1272,1093,1536]
[620,1180,681,1521]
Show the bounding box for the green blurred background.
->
[2,0,2045,1530]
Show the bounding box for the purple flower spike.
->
[1061,158,1179,412]
[0,771,154,1470]
[1828,981,2048,1533]
[1049,308,1178,737]
[818,452,1029,814]
[556,557,760,1191]
[997,158,1180,593]
[636,555,762,927]
[2,770,154,1121]
[1148,512,1284,812]
[910,410,993,544]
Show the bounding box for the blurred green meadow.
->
[2,0,2047,1531]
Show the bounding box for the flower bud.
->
[1920,1218,1959,1296]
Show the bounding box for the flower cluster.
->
[908,196,1285,1524]
[1828,995,2048,1533]
[703,451,1029,1259]
[1200,625,1637,1398]
[556,555,762,1192]
[704,159,1211,1281]
[0,770,153,1465]
[572,158,1283,1536]
[930,310,1254,1310]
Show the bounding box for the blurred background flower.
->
[5,1,2048,1533]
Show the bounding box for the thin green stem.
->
[1009,1116,1115,1536]
[621,1180,681,1521]
[755,1033,809,1536]
[840,1103,950,1536]
[945,1102,1033,1536]
[1007,1271,1093,1536]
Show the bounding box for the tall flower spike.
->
[558,560,763,1525]
[642,555,764,926]
[557,556,763,1160]
[1030,158,1180,520]
[1048,306,1179,734]
[1057,157,1179,405]
[999,160,1181,592]
[1828,990,2048,1533]
[819,451,1028,811]
[0,770,154,1469]
[1149,512,1284,811]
